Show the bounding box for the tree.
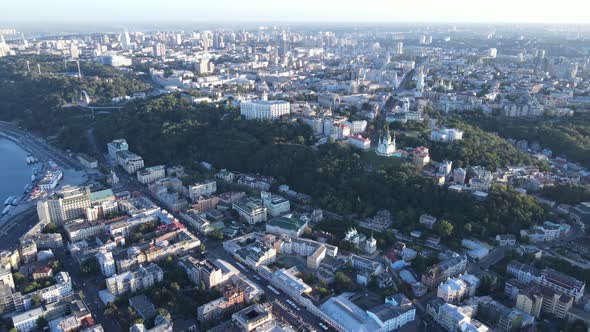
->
[334,272,355,292]
[464,223,473,233]
[437,220,454,238]
[104,302,119,317]
[36,316,47,329]
[31,294,43,307]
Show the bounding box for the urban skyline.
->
[3,0,590,25]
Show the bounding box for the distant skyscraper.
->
[488,48,497,58]
[395,42,404,55]
[153,43,166,57]
[416,69,425,95]
[69,45,80,59]
[122,31,131,50]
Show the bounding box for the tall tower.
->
[395,42,404,55]
[416,69,425,95]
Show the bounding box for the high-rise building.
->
[395,42,404,55]
[37,186,91,224]
[153,43,166,57]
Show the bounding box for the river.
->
[0,137,32,204]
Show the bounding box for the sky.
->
[2,0,590,25]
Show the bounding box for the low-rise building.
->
[232,303,273,331]
[266,214,308,237]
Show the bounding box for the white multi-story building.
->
[97,250,116,277]
[12,307,44,332]
[189,181,217,201]
[36,186,91,224]
[137,165,166,184]
[367,294,416,332]
[346,135,371,150]
[430,129,464,143]
[537,268,585,301]
[105,264,163,297]
[232,197,267,224]
[506,261,540,284]
[349,120,368,134]
[331,123,351,140]
[240,98,290,120]
[116,150,144,174]
[261,191,290,217]
[437,274,479,304]
[26,272,73,305]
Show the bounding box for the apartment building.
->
[116,150,145,174]
[188,181,217,201]
[106,264,164,297]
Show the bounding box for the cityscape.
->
[1,2,590,332]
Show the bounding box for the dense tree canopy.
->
[96,95,548,240]
[459,112,590,167]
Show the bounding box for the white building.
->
[232,197,267,224]
[367,294,416,332]
[240,97,290,120]
[189,181,217,201]
[12,307,44,332]
[107,139,129,161]
[116,150,144,174]
[137,165,166,184]
[105,264,163,297]
[37,169,64,191]
[437,274,479,304]
[346,135,371,150]
[261,191,290,217]
[439,161,452,176]
[376,131,396,157]
[430,129,464,143]
[36,186,91,224]
[97,250,116,277]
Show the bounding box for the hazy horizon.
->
[3,0,590,27]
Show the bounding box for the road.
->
[57,249,122,332]
[0,121,83,170]
[0,206,40,251]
